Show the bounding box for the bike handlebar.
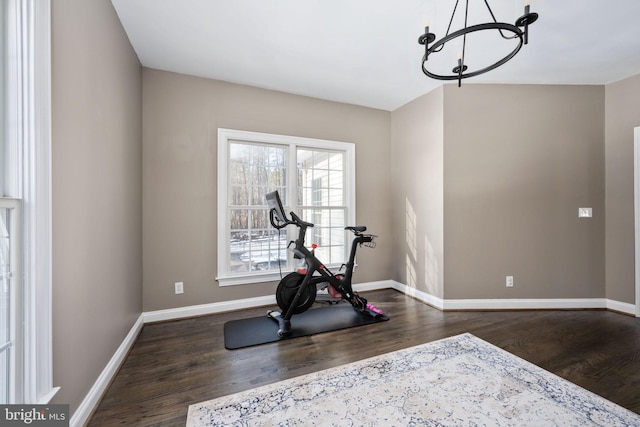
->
[290,211,314,228]
[268,208,315,230]
[269,206,375,251]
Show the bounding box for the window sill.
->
[217,272,284,287]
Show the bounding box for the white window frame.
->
[217,128,356,286]
[0,198,21,404]
[0,0,5,197]
[3,0,55,404]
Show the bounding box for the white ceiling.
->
[111,0,640,111]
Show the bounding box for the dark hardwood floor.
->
[87,289,640,426]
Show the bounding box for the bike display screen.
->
[266,191,289,225]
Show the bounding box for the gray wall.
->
[390,87,444,298]
[51,0,142,413]
[605,73,640,304]
[389,84,607,301]
[443,85,605,299]
[142,69,392,311]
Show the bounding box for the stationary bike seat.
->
[345,226,367,233]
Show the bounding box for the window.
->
[1,0,54,404]
[0,0,5,196]
[298,149,347,265]
[217,129,355,286]
[0,199,20,404]
[0,1,12,404]
[227,142,288,275]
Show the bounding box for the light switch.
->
[578,207,592,218]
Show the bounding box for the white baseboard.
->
[143,295,276,323]
[353,279,397,292]
[442,298,608,311]
[387,281,445,309]
[441,297,636,315]
[199,280,635,316]
[606,299,637,315]
[386,281,638,316]
[70,314,145,427]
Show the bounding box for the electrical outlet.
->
[175,281,184,294]
[506,276,514,288]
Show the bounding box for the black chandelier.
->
[418,0,538,87]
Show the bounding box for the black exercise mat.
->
[224,304,389,350]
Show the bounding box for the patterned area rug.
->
[187,333,640,426]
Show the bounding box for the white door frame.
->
[635,127,640,317]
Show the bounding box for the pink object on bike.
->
[366,303,384,315]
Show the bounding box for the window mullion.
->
[287,144,297,265]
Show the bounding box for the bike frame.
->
[284,213,373,320]
[266,190,377,336]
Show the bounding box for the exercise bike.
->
[265,190,387,337]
